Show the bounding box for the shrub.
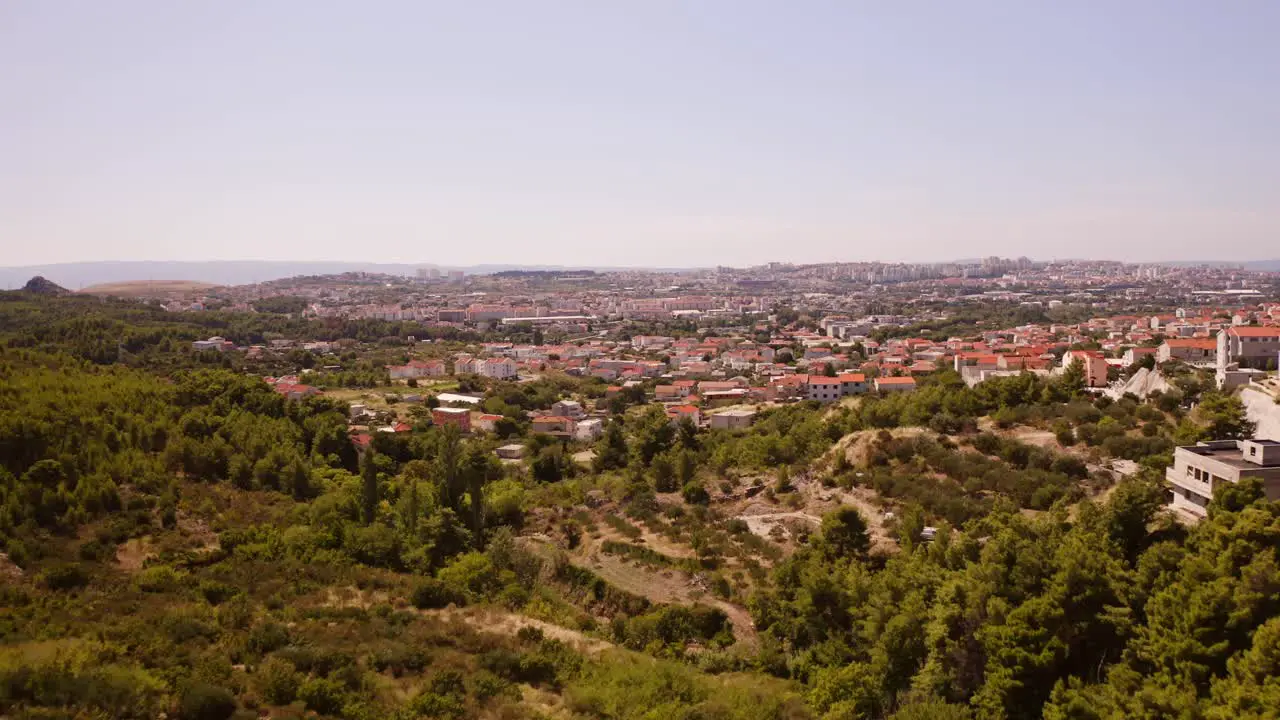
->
[135,564,183,593]
[40,563,89,591]
[411,578,463,609]
[369,645,430,677]
[247,621,291,655]
[178,681,237,720]
[254,657,300,705]
[298,676,346,715]
[343,524,403,569]
[681,483,710,506]
[198,580,239,606]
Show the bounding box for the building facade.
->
[1165,438,1280,518]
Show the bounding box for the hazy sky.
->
[3,1,1278,268]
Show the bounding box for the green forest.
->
[1,291,1278,720]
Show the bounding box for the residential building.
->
[875,376,917,393]
[838,373,869,395]
[431,407,472,433]
[192,337,234,352]
[1122,346,1158,366]
[388,359,446,379]
[272,383,319,401]
[1062,349,1109,388]
[495,444,527,460]
[574,417,604,442]
[808,376,842,402]
[551,400,585,419]
[436,393,482,406]
[1217,326,1280,371]
[710,409,756,430]
[476,357,518,379]
[666,405,702,426]
[531,416,576,436]
[1165,439,1280,518]
[1157,338,1217,364]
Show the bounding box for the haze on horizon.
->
[2,1,1278,269]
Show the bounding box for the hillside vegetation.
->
[1,291,1277,720]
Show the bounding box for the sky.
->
[2,1,1278,269]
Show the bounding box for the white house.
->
[574,418,604,441]
[476,357,518,379]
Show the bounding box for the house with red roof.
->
[666,405,702,426]
[875,376,917,393]
[1158,338,1217,364]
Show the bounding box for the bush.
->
[369,645,430,677]
[410,577,462,609]
[135,564,183,593]
[247,621,291,655]
[178,681,237,720]
[40,563,89,591]
[299,676,346,715]
[343,524,403,569]
[198,580,239,606]
[254,656,300,705]
[681,482,710,506]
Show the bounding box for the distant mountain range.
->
[2,258,1278,290]
[0,261,694,290]
[1154,260,1280,271]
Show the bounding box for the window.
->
[1251,447,1258,456]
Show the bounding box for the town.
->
[5,258,1280,719]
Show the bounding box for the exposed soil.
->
[425,606,616,655]
[0,552,23,582]
[115,537,155,572]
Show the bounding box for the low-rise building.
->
[389,359,447,379]
[1157,338,1217,364]
[838,372,869,395]
[574,417,604,441]
[1165,438,1280,518]
[531,416,575,436]
[495,444,527,460]
[710,409,756,430]
[666,405,702,426]
[431,407,472,433]
[875,376,917,393]
[808,376,842,402]
[474,413,505,433]
[551,400,585,419]
[1122,346,1158,366]
[1062,349,1109,388]
[193,336,234,352]
[476,357,519,379]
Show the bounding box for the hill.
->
[78,279,218,298]
[20,275,70,296]
[0,261,697,289]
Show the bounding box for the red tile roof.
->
[1228,326,1280,337]
[876,376,917,385]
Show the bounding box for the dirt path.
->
[595,522,696,560]
[424,606,616,655]
[811,486,898,553]
[576,552,759,649]
[733,509,821,538]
